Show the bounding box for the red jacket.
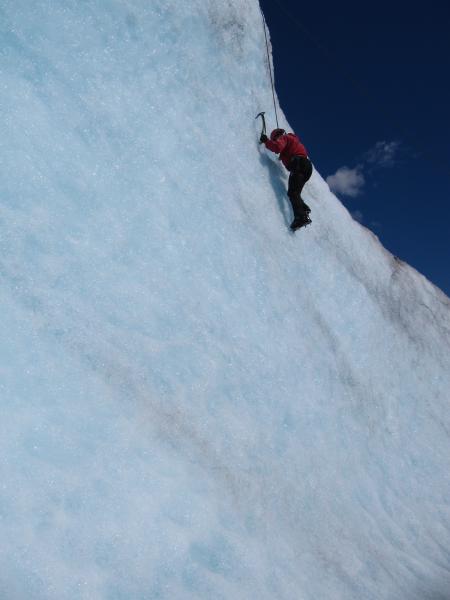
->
[264,133,308,169]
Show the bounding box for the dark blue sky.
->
[259,0,450,297]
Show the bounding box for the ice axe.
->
[255,111,266,142]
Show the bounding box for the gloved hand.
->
[260,133,268,144]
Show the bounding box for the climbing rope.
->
[259,5,279,128]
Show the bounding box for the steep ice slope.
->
[1,1,450,599]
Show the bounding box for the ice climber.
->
[260,128,312,231]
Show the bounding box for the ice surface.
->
[1,1,450,598]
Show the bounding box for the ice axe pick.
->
[255,111,266,141]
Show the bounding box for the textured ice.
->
[1,1,450,599]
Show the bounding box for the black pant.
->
[287,156,312,219]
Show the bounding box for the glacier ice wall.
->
[1,1,450,598]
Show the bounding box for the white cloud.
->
[326,140,401,200]
[365,141,400,167]
[351,210,364,223]
[326,166,365,198]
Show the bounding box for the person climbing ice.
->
[260,128,313,231]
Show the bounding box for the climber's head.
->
[270,128,286,141]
